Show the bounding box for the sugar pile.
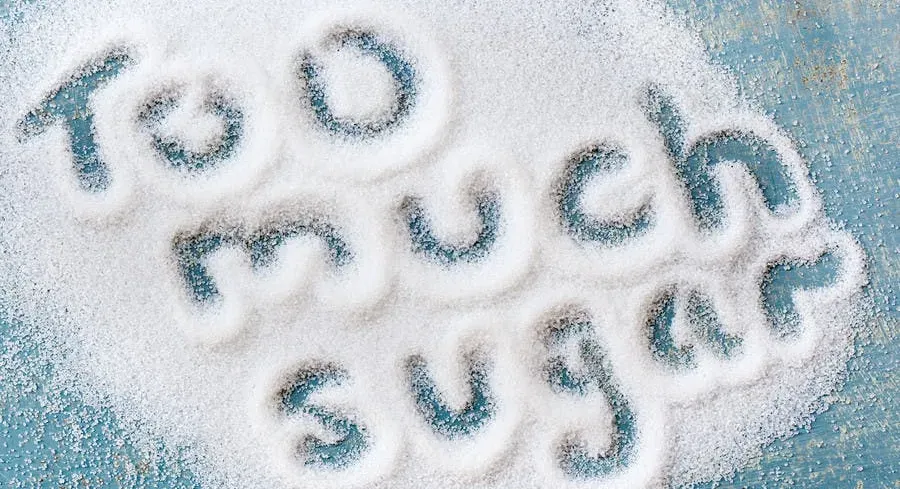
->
[0,0,868,488]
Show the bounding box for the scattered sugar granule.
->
[0,0,868,488]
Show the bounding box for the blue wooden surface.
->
[0,0,897,487]
[671,2,898,487]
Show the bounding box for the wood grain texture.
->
[670,1,898,487]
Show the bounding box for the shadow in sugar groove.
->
[402,192,502,266]
[173,219,353,304]
[542,309,638,478]
[269,308,642,477]
[138,89,244,173]
[645,251,843,371]
[278,364,369,468]
[405,352,496,438]
[641,83,798,231]
[18,47,135,192]
[647,287,743,369]
[17,26,419,193]
[7,16,865,485]
[558,144,652,245]
[762,251,840,338]
[298,29,418,138]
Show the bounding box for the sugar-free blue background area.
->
[0,0,897,487]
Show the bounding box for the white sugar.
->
[320,48,401,123]
[0,0,869,488]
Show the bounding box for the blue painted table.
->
[0,0,896,487]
